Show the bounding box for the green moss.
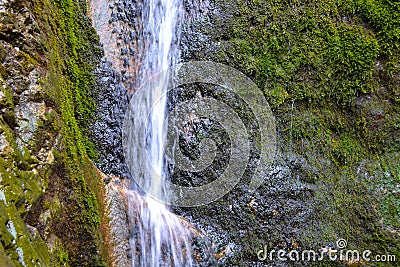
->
[33,0,100,161]
[197,0,400,264]
[0,84,14,111]
[17,51,39,73]
[208,0,399,105]
[27,0,105,264]
[0,198,52,266]
[0,0,105,265]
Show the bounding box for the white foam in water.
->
[126,191,193,266]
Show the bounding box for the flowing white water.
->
[90,0,194,265]
[126,0,193,266]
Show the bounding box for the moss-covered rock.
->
[179,0,400,265]
[0,0,106,265]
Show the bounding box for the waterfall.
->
[126,0,194,266]
[90,0,194,266]
[138,0,183,200]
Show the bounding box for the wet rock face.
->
[177,0,400,265]
[91,60,131,178]
[89,0,142,92]
[171,4,315,264]
[89,0,141,180]
[96,173,131,267]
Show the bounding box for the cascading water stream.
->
[125,0,194,266]
[90,0,194,266]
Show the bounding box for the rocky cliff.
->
[0,0,106,266]
[177,0,400,265]
[0,0,399,266]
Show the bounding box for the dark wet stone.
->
[90,60,131,179]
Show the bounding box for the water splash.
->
[126,191,193,266]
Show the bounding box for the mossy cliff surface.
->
[179,0,399,265]
[1,0,397,266]
[0,0,106,266]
